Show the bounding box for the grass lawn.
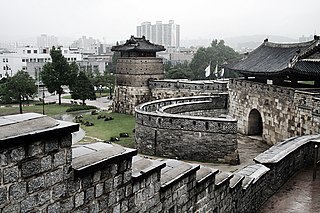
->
[79,112,136,148]
[0,103,72,116]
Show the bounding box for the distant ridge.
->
[181,35,299,52]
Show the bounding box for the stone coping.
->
[131,156,166,182]
[136,95,235,123]
[196,166,219,183]
[254,135,320,164]
[0,113,59,140]
[151,79,228,84]
[72,142,137,175]
[229,174,245,189]
[0,113,79,149]
[214,172,233,187]
[236,164,270,189]
[159,159,200,191]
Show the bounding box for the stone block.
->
[9,146,25,163]
[3,166,19,184]
[125,184,132,197]
[85,186,95,201]
[54,151,65,167]
[0,187,7,204]
[45,139,59,153]
[61,196,74,212]
[2,203,20,213]
[93,170,101,183]
[95,182,104,198]
[81,174,93,189]
[9,182,27,200]
[47,202,61,213]
[28,141,44,157]
[113,174,123,188]
[52,183,66,200]
[28,176,45,193]
[60,135,72,148]
[20,195,36,213]
[38,190,50,205]
[0,151,8,166]
[75,191,84,208]
[67,179,81,194]
[46,168,63,187]
[41,155,52,172]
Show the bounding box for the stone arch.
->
[248,109,263,136]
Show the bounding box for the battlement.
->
[135,95,238,163]
[0,113,319,213]
[149,79,228,100]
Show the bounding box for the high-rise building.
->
[37,34,59,48]
[137,20,180,48]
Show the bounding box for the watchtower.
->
[111,36,165,114]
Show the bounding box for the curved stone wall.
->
[135,95,238,164]
[149,79,228,100]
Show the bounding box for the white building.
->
[137,20,180,48]
[71,36,103,55]
[0,46,82,79]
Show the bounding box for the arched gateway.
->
[248,109,263,136]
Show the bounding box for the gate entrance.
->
[248,109,263,135]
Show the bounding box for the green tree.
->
[70,71,96,105]
[5,71,37,113]
[41,47,75,105]
[189,39,239,80]
[165,61,193,79]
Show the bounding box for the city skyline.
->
[1,0,319,44]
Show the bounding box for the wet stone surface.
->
[258,166,320,213]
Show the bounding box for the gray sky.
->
[1,0,319,43]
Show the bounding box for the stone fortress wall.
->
[135,95,239,164]
[229,78,320,145]
[149,79,228,100]
[1,113,319,213]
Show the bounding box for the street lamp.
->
[39,83,45,115]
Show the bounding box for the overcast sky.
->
[1,0,319,43]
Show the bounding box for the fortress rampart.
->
[229,79,320,145]
[134,95,239,164]
[1,113,319,213]
[149,79,228,100]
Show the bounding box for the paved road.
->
[258,166,320,213]
[45,93,113,110]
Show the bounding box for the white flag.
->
[220,68,225,78]
[205,65,210,78]
[214,64,218,77]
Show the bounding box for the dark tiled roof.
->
[227,38,320,76]
[111,35,165,52]
[293,60,320,75]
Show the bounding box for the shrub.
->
[66,105,97,112]
[119,133,129,137]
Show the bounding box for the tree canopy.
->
[3,71,37,113]
[189,39,240,80]
[165,39,240,80]
[70,71,96,105]
[41,47,77,104]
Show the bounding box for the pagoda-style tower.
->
[111,36,165,114]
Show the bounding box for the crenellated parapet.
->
[1,113,319,213]
[149,79,228,100]
[135,95,238,164]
